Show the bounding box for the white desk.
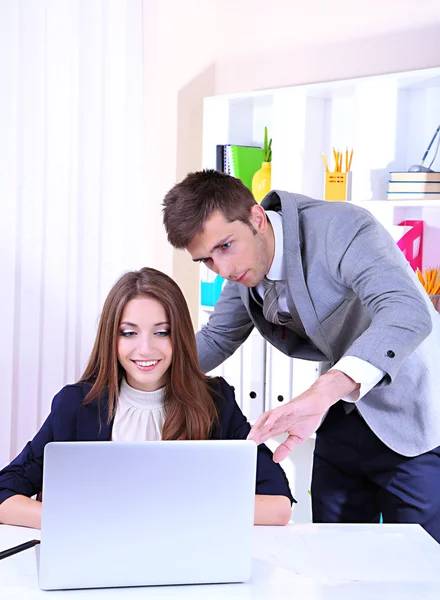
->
[1,523,440,599]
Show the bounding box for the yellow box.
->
[324,171,352,202]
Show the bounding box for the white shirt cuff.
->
[330,356,385,402]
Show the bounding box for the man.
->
[162,169,440,542]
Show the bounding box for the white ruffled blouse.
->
[111,378,166,441]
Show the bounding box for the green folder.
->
[225,145,264,191]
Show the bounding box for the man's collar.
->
[265,210,285,281]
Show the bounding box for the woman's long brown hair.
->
[79,267,218,439]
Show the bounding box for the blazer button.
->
[387,350,395,358]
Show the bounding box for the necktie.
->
[261,277,283,325]
[261,277,306,334]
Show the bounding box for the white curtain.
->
[0,0,149,466]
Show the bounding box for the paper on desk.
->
[299,531,440,582]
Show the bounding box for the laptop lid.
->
[38,440,257,590]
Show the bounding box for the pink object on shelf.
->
[396,220,424,272]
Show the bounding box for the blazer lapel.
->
[77,389,113,441]
[263,191,334,362]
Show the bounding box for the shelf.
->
[208,66,440,103]
[201,305,215,313]
[201,65,440,525]
[352,199,440,208]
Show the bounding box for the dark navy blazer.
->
[0,377,294,505]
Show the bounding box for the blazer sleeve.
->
[212,377,295,504]
[196,281,254,373]
[0,386,80,504]
[325,207,433,382]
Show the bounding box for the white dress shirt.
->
[258,211,384,402]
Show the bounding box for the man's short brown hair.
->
[162,169,257,249]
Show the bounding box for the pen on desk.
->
[0,539,40,561]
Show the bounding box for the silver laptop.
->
[37,440,257,590]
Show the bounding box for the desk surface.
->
[1,522,440,599]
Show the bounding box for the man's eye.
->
[221,242,231,250]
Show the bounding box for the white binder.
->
[265,346,319,411]
[206,346,244,410]
[241,330,266,423]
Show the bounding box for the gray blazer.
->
[196,191,440,457]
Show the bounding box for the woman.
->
[0,268,294,529]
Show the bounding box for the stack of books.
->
[387,172,440,200]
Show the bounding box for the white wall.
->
[142,0,217,314]
[216,0,440,58]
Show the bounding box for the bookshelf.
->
[202,65,440,283]
[203,66,440,197]
[201,65,440,523]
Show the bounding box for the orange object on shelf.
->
[324,172,352,202]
